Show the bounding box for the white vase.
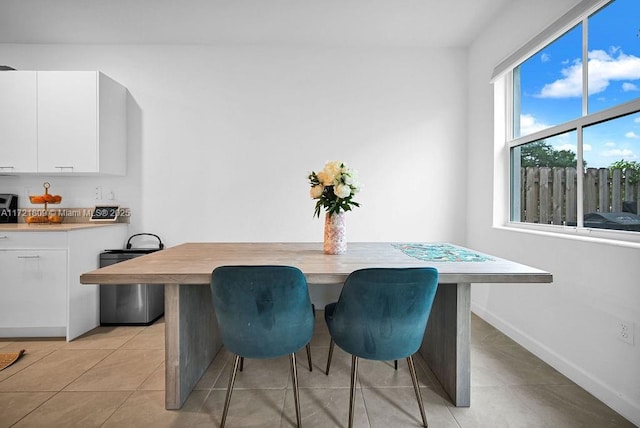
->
[324,212,347,254]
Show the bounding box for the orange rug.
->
[0,350,25,371]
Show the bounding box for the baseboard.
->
[471,303,640,426]
[0,326,66,338]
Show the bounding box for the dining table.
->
[79,242,552,410]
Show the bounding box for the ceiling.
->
[0,0,514,47]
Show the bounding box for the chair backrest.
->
[210,265,314,359]
[328,267,438,361]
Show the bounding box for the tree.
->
[609,159,640,184]
[519,140,581,168]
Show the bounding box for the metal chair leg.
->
[407,355,428,427]
[326,338,335,375]
[394,359,398,370]
[306,343,313,372]
[221,355,241,428]
[239,357,244,372]
[349,355,358,428]
[289,353,302,428]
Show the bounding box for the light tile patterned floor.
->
[0,313,634,427]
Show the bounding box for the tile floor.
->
[0,313,635,427]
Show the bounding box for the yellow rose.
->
[322,161,342,185]
[310,184,324,199]
[316,171,331,186]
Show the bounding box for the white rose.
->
[310,184,324,199]
[334,184,351,199]
[344,168,359,186]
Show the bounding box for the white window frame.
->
[493,0,640,246]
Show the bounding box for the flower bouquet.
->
[308,160,361,218]
[308,161,361,254]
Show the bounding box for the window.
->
[588,0,640,113]
[501,0,640,238]
[514,24,583,138]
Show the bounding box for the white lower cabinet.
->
[0,250,67,336]
[0,224,127,340]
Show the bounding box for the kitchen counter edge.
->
[0,223,125,232]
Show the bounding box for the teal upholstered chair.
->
[238,304,315,374]
[210,265,315,428]
[324,267,439,428]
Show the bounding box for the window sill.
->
[494,222,640,249]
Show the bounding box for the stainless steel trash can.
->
[99,233,165,325]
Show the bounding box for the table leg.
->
[419,282,471,407]
[165,284,223,409]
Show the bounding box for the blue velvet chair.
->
[324,267,439,428]
[239,304,315,374]
[210,265,315,427]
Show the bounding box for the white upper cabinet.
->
[0,71,38,172]
[0,70,126,175]
[37,71,99,173]
[37,71,126,175]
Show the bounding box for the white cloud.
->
[519,114,550,136]
[536,49,640,98]
[625,131,639,139]
[554,144,577,152]
[622,82,639,92]
[541,53,551,63]
[601,148,636,158]
[634,117,640,123]
[537,61,582,98]
[604,141,616,147]
[552,143,592,152]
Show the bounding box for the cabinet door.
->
[0,250,67,331]
[0,71,37,172]
[37,71,98,173]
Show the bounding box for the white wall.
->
[467,0,640,425]
[0,44,467,247]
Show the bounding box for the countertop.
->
[0,223,125,232]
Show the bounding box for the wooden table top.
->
[80,242,552,285]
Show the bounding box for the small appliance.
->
[0,194,18,223]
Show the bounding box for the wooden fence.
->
[518,167,640,224]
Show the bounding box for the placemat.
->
[0,350,25,371]
[392,243,494,262]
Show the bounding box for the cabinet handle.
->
[0,235,8,239]
[55,166,74,171]
[0,166,15,169]
[17,255,40,259]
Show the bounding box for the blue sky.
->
[517,0,640,168]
